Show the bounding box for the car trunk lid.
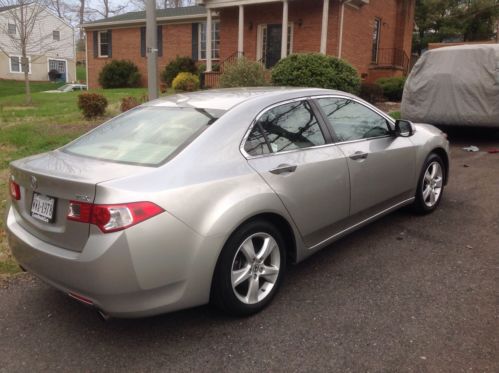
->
[9,150,148,252]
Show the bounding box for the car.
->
[402,44,499,127]
[5,88,450,319]
[44,83,87,93]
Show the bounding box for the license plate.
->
[31,193,56,223]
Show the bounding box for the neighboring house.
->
[0,4,76,82]
[83,0,415,89]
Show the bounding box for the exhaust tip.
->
[97,310,111,322]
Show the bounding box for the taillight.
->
[68,201,164,233]
[9,179,21,201]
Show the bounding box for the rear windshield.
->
[64,106,223,166]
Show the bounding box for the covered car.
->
[401,44,499,127]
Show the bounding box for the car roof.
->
[146,87,355,111]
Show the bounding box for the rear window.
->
[64,107,223,166]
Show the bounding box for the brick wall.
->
[86,23,196,89]
[86,0,415,88]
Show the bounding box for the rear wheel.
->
[413,153,445,214]
[211,220,286,316]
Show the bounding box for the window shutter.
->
[157,25,163,57]
[93,31,98,58]
[108,29,112,58]
[192,23,199,60]
[140,27,146,57]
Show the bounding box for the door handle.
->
[269,164,297,175]
[349,151,368,161]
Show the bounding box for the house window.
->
[9,56,30,73]
[53,30,60,41]
[371,18,381,63]
[199,21,220,60]
[98,30,109,57]
[7,23,16,34]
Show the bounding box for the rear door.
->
[314,97,417,216]
[243,99,350,247]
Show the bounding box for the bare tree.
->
[131,0,194,10]
[0,0,73,104]
[87,0,126,19]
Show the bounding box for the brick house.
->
[83,0,415,89]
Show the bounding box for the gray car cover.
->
[401,44,499,127]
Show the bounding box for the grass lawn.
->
[0,79,65,98]
[0,80,151,275]
[76,65,86,82]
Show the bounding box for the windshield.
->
[64,106,224,166]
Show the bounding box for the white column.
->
[320,0,329,54]
[238,5,244,57]
[338,2,345,58]
[281,0,289,59]
[206,10,213,72]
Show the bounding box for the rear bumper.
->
[6,206,224,318]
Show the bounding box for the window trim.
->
[7,23,16,35]
[47,58,68,82]
[98,30,109,58]
[9,55,31,74]
[371,18,381,64]
[240,97,331,159]
[240,94,397,159]
[198,20,220,61]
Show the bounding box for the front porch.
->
[198,0,338,75]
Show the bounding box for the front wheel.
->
[211,220,286,316]
[413,153,445,214]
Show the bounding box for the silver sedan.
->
[6,88,449,318]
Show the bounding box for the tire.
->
[413,153,445,214]
[211,219,286,316]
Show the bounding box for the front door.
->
[265,25,282,68]
[243,99,351,248]
[315,97,417,216]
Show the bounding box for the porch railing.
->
[201,51,245,88]
[372,48,410,75]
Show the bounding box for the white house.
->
[0,4,76,82]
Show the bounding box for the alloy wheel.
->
[422,161,443,208]
[231,232,281,305]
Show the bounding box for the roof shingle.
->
[84,5,207,26]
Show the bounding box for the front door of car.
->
[315,97,417,216]
[243,99,350,247]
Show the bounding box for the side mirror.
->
[394,119,415,137]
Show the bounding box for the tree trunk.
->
[23,66,32,106]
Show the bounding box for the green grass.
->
[0,79,65,98]
[389,111,401,120]
[76,65,86,82]
[0,80,153,275]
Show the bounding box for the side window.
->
[244,124,270,156]
[257,100,326,153]
[316,98,390,142]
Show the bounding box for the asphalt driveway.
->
[0,128,498,372]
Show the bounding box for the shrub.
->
[359,83,384,104]
[271,53,361,94]
[120,96,140,112]
[161,56,197,87]
[172,72,200,92]
[219,58,267,88]
[78,93,108,119]
[376,76,406,102]
[98,60,141,88]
